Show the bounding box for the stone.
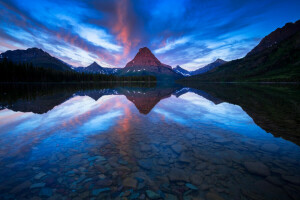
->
[138,159,153,170]
[34,172,46,180]
[179,152,192,163]
[123,177,138,189]
[30,183,46,189]
[266,176,282,186]
[261,144,279,152]
[190,175,202,186]
[165,193,178,200]
[244,161,270,177]
[10,181,31,193]
[92,188,110,196]
[282,175,300,185]
[88,155,106,162]
[205,192,224,200]
[141,145,152,152]
[171,144,185,154]
[130,192,140,199]
[96,179,113,187]
[146,190,160,199]
[195,163,207,171]
[186,183,198,190]
[39,187,53,197]
[168,168,189,182]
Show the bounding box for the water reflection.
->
[0,83,299,200]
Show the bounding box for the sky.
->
[0,0,299,70]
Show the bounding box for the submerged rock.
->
[185,183,198,190]
[206,192,224,200]
[138,159,153,170]
[261,144,279,152]
[39,187,53,197]
[168,168,189,182]
[282,175,300,185]
[165,193,178,200]
[92,187,110,196]
[244,161,270,177]
[34,172,46,180]
[123,177,138,189]
[30,182,46,189]
[146,190,161,199]
[171,144,185,154]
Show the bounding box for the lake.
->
[0,83,299,200]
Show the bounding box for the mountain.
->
[247,20,300,56]
[190,59,227,75]
[173,59,227,77]
[74,62,120,74]
[173,65,191,76]
[181,20,300,82]
[0,47,72,71]
[120,47,182,80]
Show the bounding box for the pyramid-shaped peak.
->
[215,58,226,63]
[125,47,162,68]
[139,47,152,53]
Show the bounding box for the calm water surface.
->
[0,84,299,200]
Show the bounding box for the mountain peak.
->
[214,59,227,64]
[87,61,102,70]
[139,47,152,53]
[0,47,71,71]
[125,47,162,68]
[247,20,300,56]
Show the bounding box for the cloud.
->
[0,0,299,68]
[154,37,190,54]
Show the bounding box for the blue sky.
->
[0,0,299,70]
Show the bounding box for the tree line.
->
[0,58,157,82]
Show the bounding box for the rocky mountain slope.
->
[0,48,72,71]
[74,62,120,74]
[120,47,181,80]
[181,20,300,82]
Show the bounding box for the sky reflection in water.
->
[0,85,299,200]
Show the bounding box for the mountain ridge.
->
[0,47,72,71]
[180,20,300,82]
[74,61,120,74]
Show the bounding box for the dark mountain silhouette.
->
[191,59,227,75]
[181,20,300,82]
[173,65,191,76]
[247,20,300,56]
[74,62,120,74]
[0,47,72,71]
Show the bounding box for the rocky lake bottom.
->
[0,83,299,200]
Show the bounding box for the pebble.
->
[138,159,153,170]
[261,144,279,152]
[92,187,110,196]
[34,172,47,180]
[123,177,138,189]
[206,192,224,200]
[168,168,189,182]
[171,144,185,154]
[10,181,31,193]
[244,161,270,177]
[281,175,300,185]
[165,193,178,200]
[145,190,161,199]
[186,183,198,190]
[30,183,46,189]
[39,187,53,197]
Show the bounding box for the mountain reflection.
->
[0,83,299,145]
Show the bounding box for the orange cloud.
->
[113,0,140,63]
